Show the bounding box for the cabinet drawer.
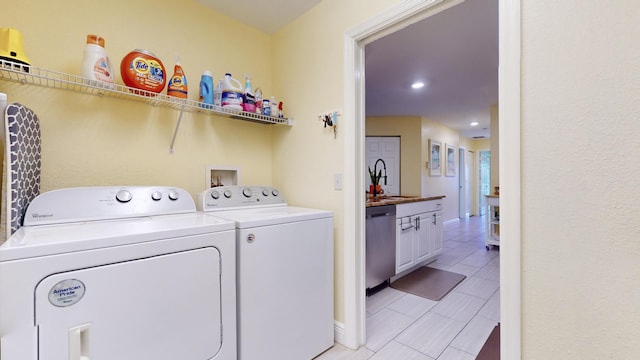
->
[396,200,443,218]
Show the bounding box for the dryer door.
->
[35,247,222,360]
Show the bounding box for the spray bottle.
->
[167,56,188,98]
[242,74,256,112]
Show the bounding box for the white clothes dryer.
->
[197,186,334,360]
[0,186,237,360]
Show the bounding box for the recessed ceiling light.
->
[470,122,479,126]
[411,82,425,89]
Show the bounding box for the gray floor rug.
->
[476,324,500,360]
[390,266,466,301]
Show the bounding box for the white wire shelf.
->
[0,59,293,126]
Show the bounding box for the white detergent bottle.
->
[242,74,256,112]
[220,73,243,111]
[82,34,114,85]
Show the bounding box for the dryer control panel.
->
[23,186,196,226]
[197,186,286,211]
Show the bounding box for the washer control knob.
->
[262,188,270,196]
[116,190,132,203]
[151,191,162,201]
[242,188,253,198]
[224,190,232,198]
[272,189,279,197]
[210,191,220,200]
[168,191,179,201]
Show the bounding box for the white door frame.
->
[477,148,491,216]
[343,0,521,358]
[459,146,467,218]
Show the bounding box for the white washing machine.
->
[197,186,334,360]
[0,186,237,360]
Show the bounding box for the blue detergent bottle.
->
[199,70,214,109]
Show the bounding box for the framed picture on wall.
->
[429,139,441,176]
[446,143,456,177]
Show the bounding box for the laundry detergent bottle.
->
[199,70,214,109]
[221,73,243,111]
[242,74,256,112]
[167,57,188,98]
[82,34,114,84]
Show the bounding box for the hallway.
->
[318,215,499,359]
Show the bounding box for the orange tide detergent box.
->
[120,49,166,94]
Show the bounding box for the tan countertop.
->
[365,195,446,207]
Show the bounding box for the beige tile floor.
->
[316,215,499,360]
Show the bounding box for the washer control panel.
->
[23,186,195,226]
[197,186,286,211]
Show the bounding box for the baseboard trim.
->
[333,320,349,348]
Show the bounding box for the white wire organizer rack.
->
[0,59,293,152]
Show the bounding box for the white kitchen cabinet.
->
[396,216,416,272]
[430,210,443,254]
[395,199,443,274]
[415,215,432,264]
[484,195,500,249]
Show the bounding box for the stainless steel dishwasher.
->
[366,204,396,294]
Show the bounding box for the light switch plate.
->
[334,174,343,190]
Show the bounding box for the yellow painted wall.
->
[365,116,422,196]
[1,0,275,200]
[470,138,490,151]
[521,2,640,358]
[271,0,403,325]
[0,0,407,331]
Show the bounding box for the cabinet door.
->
[430,211,444,255]
[395,217,415,274]
[415,214,432,263]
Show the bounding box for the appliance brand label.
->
[48,279,86,307]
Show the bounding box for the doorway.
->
[343,0,522,357]
[459,147,473,218]
[478,150,491,216]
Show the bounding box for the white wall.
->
[421,118,461,221]
[521,2,640,358]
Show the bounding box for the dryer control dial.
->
[224,190,232,198]
[272,189,279,197]
[151,191,162,201]
[262,188,270,196]
[210,191,220,200]
[168,191,179,201]
[116,190,132,203]
[242,188,253,198]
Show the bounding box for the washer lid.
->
[206,206,333,229]
[0,213,234,261]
